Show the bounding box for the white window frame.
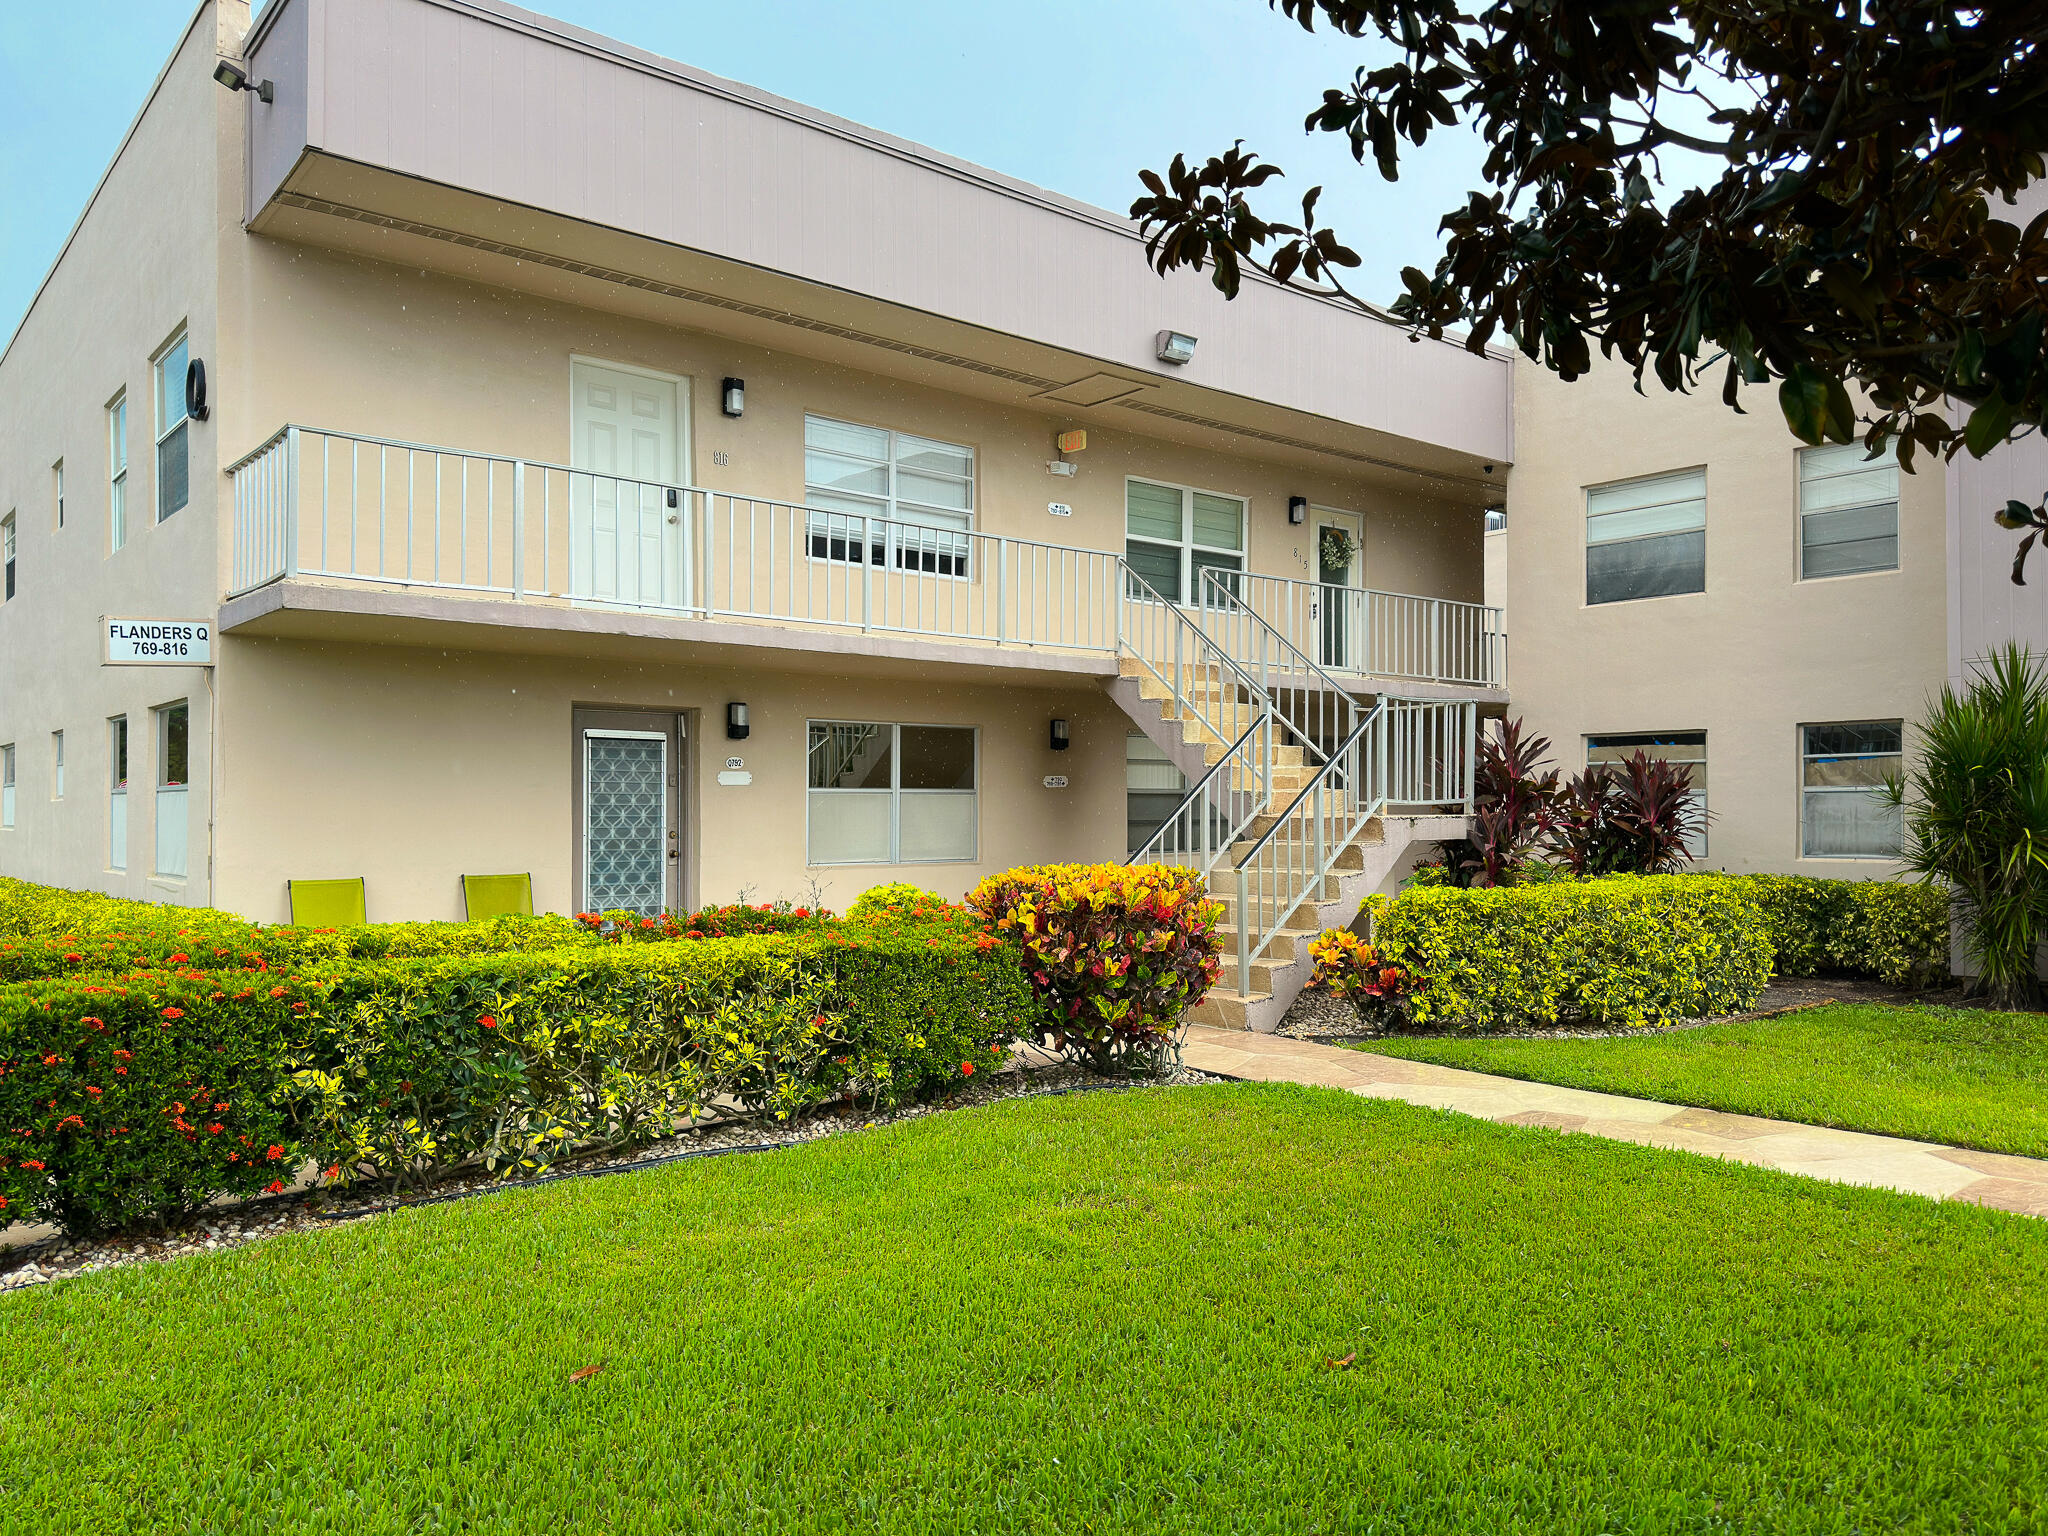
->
[1,744,15,830]
[153,329,191,523]
[801,414,977,578]
[52,459,64,531]
[108,715,128,871]
[1798,441,1900,581]
[806,720,979,866]
[51,730,63,800]
[1,511,14,602]
[1584,468,1707,607]
[154,700,190,879]
[108,391,129,552]
[1123,475,1247,606]
[1586,731,1708,857]
[1800,720,1904,860]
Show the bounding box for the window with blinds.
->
[1801,721,1903,858]
[1585,469,1706,605]
[1125,478,1245,603]
[1799,441,1899,579]
[803,415,976,576]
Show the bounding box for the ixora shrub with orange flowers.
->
[966,863,1224,1073]
[0,968,313,1234]
[0,877,1042,1236]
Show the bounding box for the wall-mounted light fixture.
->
[721,377,745,418]
[726,702,750,741]
[185,358,209,422]
[212,58,274,102]
[1287,496,1308,526]
[1155,330,1198,366]
[1049,718,1070,752]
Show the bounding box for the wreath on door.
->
[1319,525,1357,574]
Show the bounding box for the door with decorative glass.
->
[574,711,684,916]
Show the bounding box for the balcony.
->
[222,425,1505,694]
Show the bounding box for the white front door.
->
[1313,508,1364,670]
[569,360,688,608]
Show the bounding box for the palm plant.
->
[1883,643,2048,1010]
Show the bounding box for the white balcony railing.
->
[226,426,1500,685]
[1227,572,1504,689]
[229,426,1118,652]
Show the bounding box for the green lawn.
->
[1361,1003,2048,1159]
[4,1083,2044,1534]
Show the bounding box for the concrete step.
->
[1185,988,1269,1030]
[1228,838,1369,870]
[1213,923,1319,963]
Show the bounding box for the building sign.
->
[1042,775,1069,789]
[105,618,212,666]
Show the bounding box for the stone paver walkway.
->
[1181,1025,2048,1218]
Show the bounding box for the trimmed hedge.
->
[1734,875,1950,989]
[0,884,1045,1235]
[1365,875,1773,1031]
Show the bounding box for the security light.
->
[213,58,275,102]
[1155,330,1198,366]
[1049,718,1070,752]
[721,377,745,418]
[726,702,750,741]
[1288,496,1308,526]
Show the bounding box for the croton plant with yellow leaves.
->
[1308,928,1413,1024]
[965,863,1223,1073]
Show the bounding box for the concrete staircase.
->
[1188,812,1469,1032]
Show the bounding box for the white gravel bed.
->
[0,1056,1217,1294]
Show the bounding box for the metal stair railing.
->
[1115,561,1277,758]
[1127,713,1278,874]
[1226,701,1387,996]
[1197,567,1362,767]
[1224,694,1481,998]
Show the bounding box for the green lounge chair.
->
[288,877,366,927]
[462,872,534,921]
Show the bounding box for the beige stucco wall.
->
[218,238,1485,606]
[1506,360,1946,876]
[212,637,1123,922]
[2,0,1488,921]
[0,2,243,906]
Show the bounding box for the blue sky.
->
[0,0,1492,338]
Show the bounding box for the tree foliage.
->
[1131,2,2048,575]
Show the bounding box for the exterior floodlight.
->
[213,59,275,102]
[1155,330,1197,365]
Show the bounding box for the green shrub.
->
[1726,875,1949,988]
[572,903,831,942]
[1365,874,1772,1031]
[0,966,311,1235]
[965,863,1222,1071]
[846,883,950,920]
[0,917,1043,1230]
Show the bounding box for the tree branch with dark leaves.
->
[1131,0,2048,581]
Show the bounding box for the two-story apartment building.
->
[0,0,1508,1023]
[1504,224,2047,887]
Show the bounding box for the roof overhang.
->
[240,0,1513,499]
